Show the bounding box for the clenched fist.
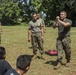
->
[56,16,60,20]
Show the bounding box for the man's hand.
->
[42,36,44,39]
[28,30,31,42]
[56,16,60,20]
[0,31,3,34]
[42,36,44,44]
[28,37,31,42]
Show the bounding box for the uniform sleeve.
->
[68,20,72,26]
[40,19,44,27]
[42,19,45,25]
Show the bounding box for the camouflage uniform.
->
[0,22,2,45]
[37,18,45,43]
[28,20,44,55]
[56,19,72,62]
[38,18,45,26]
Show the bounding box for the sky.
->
[26,0,29,4]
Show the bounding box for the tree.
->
[0,0,76,26]
[17,0,43,23]
[0,0,20,25]
[39,0,76,26]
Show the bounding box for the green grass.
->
[1,26,76,75]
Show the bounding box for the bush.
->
[46,20,54,27]
[0,2,21,25]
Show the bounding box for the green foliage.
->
[17,0,43,23]
[0,0,76,26]
[39,0,76,26]
[31,0,42,12]
[0,1,20,25]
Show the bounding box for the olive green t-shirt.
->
[37,18,45,25]
[28,19,43,33]
[57,19,72,37]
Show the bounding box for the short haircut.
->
[36,13,40,16]
[16,55,31,70]
[31,12,37,16]
[0,46,6,59]
[60,11,67,16]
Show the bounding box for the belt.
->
[32,32,41,34]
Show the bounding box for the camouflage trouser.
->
[0,34,1,45]
[56,36,71,62]
[31,33,44,55]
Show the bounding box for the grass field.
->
[1,26,76,75]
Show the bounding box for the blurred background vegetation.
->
[0,0,76,26]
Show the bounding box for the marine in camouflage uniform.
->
[28,13,44,59]
[53,11,72,69]
[37,13,46,44]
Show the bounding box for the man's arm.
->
[41,26,44,43]
[41,19,46,33]
[41,26,44,37]
[42,20,46,30]
[56,16,72,27]
[53,20,58,29]
[43,24,46,33]
[58,19,71,27]
[28,29,31,42]
[41,26,44,42]
[28,22,32,42]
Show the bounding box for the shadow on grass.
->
[45,60,57,66]
[29,46,39,49]
[29,46,33,49]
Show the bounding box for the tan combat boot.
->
[65,60,70,67]
[41,53,47,60]
[66,62,70,67]
[32,54,37,60]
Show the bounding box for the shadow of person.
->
[29,46,39,49]
[29,46,33,49]
[45,60,57,66]
[37,56,41,59]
